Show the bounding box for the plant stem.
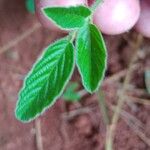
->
[97,89,111,150]
[97,90,110,126]
[105,34,143,150]
[35,119,44,150]
[68,30,77,43]
[91,0,103,12]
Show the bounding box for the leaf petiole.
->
[68,31,78,43]
[91,0,103,12]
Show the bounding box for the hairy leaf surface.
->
[76,23,107,93]
[16,38,74,122]
[43,6,91,29]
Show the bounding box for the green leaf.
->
[145,70,150,94]
[63,82,81,102]
[43,6,91,30]
[15,38,75,122]
[25,0,35,14]
[76,23,107,93]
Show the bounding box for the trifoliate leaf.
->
[43,6,91,30]
[16,38,75,122]
[76,23,107,93]
[145,70,150,94]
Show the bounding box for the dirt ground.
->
[0,0,150,150]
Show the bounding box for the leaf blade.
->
[76,23,107,93]
[43,6,91,30]
[16,38,75,122]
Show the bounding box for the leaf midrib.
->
[17,43,70,113]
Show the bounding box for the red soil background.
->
[0,0,150,150]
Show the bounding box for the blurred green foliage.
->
[63,82,81,102]
[145,70,150,94]
[25,0,35,14]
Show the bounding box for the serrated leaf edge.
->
[42,5,91,30]
[15,38,75,123]
[76,24,107,93]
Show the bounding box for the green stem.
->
[68,31,77,43]
[91,0,103,12]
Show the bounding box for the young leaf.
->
[43,6,91,30]
[15,38,75,122]
[76,23,107,93]
[145,70,150,94]
[63,82,81,102]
